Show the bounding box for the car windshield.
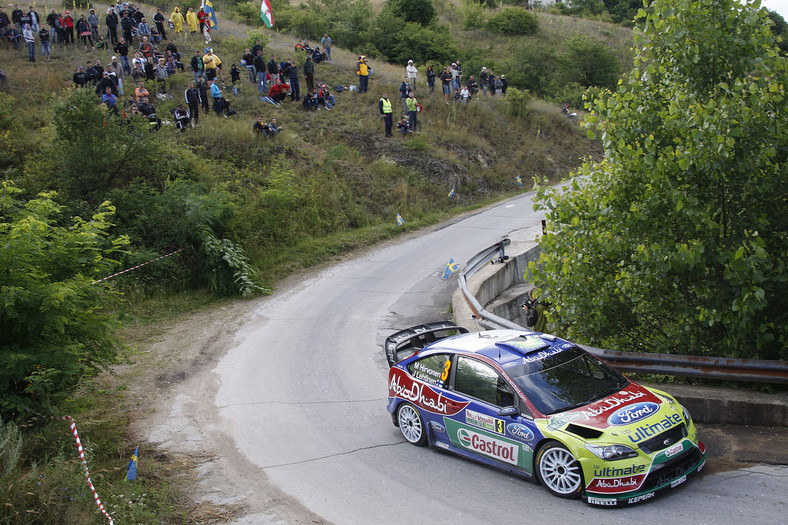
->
[505,346,629,415]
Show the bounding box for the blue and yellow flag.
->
[202,0,218,29]
[515,175,523,186]
[396,213,404,226]
[448,186,455,198]
[442,258,459,280]
[126,446,138,481]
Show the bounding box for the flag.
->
[260,0,274,28]
[448,186,455,198]
[396,213,404,226]
[202,0,218,29]
[126,446,138,481]
[442,258,459,280]
[515,175,523,186]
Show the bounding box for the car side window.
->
[454,356,515,408]
[407,354,453,388]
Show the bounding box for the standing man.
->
[185,80,201,124]
[22,23,35,62]
[406,60,417,89]
[439,66,452,104]
[254,49,267,94]
[356,55,370,93]
[284,59,300,102]
[406,91,419,133]
[320,33,332,61]
[153,8,167,41]
[114,37,131,75]
[379,92,393,137]
[303,55,314,92]
[87,9,99,43]
[120,11,133,45]
[197,6,207,36]
[191,48,204,83]
[106,7,118,45]
[38,25,50,62]
[46,8,57,44]
[186,8,198,37]
[11,5,23,30]
[27,5,39,32]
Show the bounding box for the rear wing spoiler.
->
[384,321,470,367]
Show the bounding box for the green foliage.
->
[461,0,488,30]
[0,182,128,415]
[530,0,788,360]
[0,419,22,477]
[487,7,539,35]
[603,0,642,25]
[506,87,531,117]
[766,9,788,54]
[389,0,438,27]
[556,35,622,90]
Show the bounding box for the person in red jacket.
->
[63,10,74,44]
[197,7,208,36]
[267,79,290,106]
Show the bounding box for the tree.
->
[486,7,539,35]
[557,36,622,90]
[0,182,129,416]
[388,0,437,27]
[530,0,788,360]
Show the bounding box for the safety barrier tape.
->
[92,246,190,285]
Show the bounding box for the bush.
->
[506,87,531,117]
[461,0,488,30]
[557,35,622,89]
[487,8,538,35]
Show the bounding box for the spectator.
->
[106,7,118,45]
[203,48,222,83]
[197,6,207,36]
[171,7,184,38]
[379,92,393,137]
[190,48,204,83]
[242,47,255,83]
[22,23,34,62]
[254,49,268,94]
[11,5,23,30]
[87,9,99,43]
[5,26,21,50]
[397,115,411,135]
[459,85,470,105]
[115,37,131,75]
[253,114,269,134]
[439,66,452,104]
[136,17,151,42]
[426,64,435,94]
[311,46,326,64]
[406,60,417,89]
[184,81,202,124]
[96,70,118,96]
[303,56,314,92]
[284,59,300,102]
[356,55,370,93]
[501,75,508,95]
[27,5,40,32]
[185,8,198,36]
[267,118,281,136]
[45,8,57,43]
[320,33,332,61]
[76,14,92,49]
[165,39,180,61]
[406,92,419,133]
[488,71,497,97]
[153,9,166,41]
[494,75,504,96]
[318,84,335,107]
[120,11,133,45]
[101,86,118,116]
[108,56,123,94]
[450,62,460,91]
[171,105,190,131]
[63,11,74,44]
[267,79,289,106]
[230,64,241,95]
[466,75,478,96]
[267,55,279,84]
[208,78,235,116]
[73,65,87,87]
[154,58,168,93]
[38,26,50,62]
[136,95,161,130]
[479,67,490,96]
[302,89,318,111]
[399,77,411,111]
[139,36,153,61]
[196,75,209,111]
[135,80,149,102]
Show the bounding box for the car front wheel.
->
[535,441,584,498]
[397,403,427,446]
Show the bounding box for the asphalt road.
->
[213,193,788,524]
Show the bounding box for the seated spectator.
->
[267,118,281,136]
[4,27,21,49]
[397,116,411,135]
[253,115,269,134]
[311,46,326,64]
[459,85,470,105]
[171,105,190,131]
[302,89,318,111]
[136,95,161,130]
[318,84,335,107]
[101,86,119,116]
[209,78,237,117]
[267,79,289,106]
[165,39,180,61]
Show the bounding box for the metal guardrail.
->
[458,241,788,384]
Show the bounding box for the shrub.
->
[461,0,488,30]
[487,8,538,35]
[506,87,531,117]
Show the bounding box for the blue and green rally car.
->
[385,322,706,507]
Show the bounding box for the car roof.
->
[422,329,568,368]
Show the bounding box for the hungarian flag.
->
[260,0,273,28]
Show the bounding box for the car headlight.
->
[680,403,692,425]
[585,443,638,461]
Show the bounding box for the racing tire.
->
[535,441,584,499]
[397,403,427,446]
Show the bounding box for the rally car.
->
[385,321,706,507]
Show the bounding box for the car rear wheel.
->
[535,441,584,498]
[397,403,427,446]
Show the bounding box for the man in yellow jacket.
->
[356,55,370,93]
[203,47,223,83]
[185,8,198,36]
[170,7,184,36]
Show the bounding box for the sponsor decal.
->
[507,423,535,442]
[434,441,450,450]
[457,428,519,466]
[389,368,469,415]
[627,492,655,504]
[428,421,446,433]
[627,413,683,444]
[466,409,505,435]
[670,475,687,488]
[587,474,647,494]
[412,361,444,387]
[593,464,646,477]
[575,390,648,422]
[587,497,618,506]
[608,402,661,426]
[546,411,584,430]
[522,443,532,452]
[521,346,563,364]
[502,337,552,354]
[697,459,706,472]
[665,442,683,458]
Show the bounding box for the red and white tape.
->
[51,415,114,524]
[92,246,189,285]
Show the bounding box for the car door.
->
[443,355,536,473]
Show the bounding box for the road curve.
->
[213,193,787,524]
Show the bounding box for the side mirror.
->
[498,406,518,417]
